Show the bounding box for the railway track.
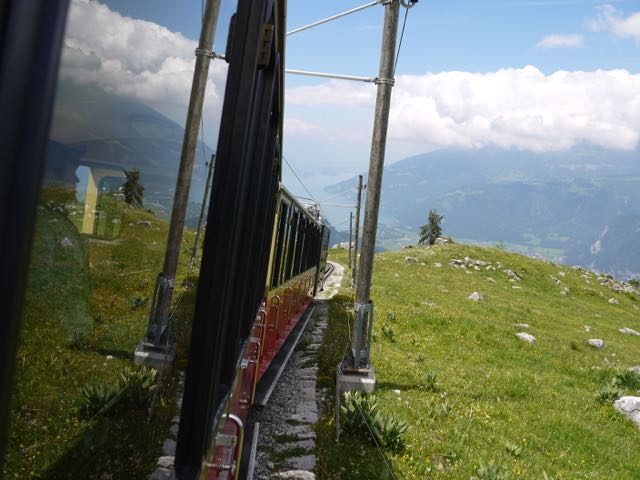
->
[243,262,338,478]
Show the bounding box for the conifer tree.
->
[122,168,144,207]
[418,209,444,246]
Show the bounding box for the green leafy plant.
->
[612,369,640,390]
[82,380,123,416]
[119,366,158,408]
[386,311,397,322]
[381,324,395,342]
[371,410,409,451]
[424,371,438,392]
[504,441,522,457]
[628,278,640,289]
[341,391,379,434]
[426,399,453,419]
[471,461,513,480]
[596,386,622,405]
[341,391,408,452]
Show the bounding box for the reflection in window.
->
[2,0,232,478]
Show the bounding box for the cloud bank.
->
[61,0,227,127]
[287,66,640,153]
[536,34,584,49]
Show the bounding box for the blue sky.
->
[73,0,640,223]
[285,0,639,76]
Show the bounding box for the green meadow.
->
[317,244,640,479]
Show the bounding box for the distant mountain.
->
[326,146,640,279]
[50,80,213,220]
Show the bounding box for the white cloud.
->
[536,34,584,48]
[287,66,640,153]
[60,0,227,128]
[284,117,323,134]
[591,4,640,42]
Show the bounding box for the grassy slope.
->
[3,202,196,479]
[319,245,640,480]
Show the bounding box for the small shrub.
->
[82,380,122,416]
[612,370,640,390]
[424,372,437,392]
[341,391,408,452]
[569,341,579,351]
[381,324,395,342]
[629,278,640,288]
[504,441,522,457]
[119,366,158,408]
[371,411,408,451]
[426,399,453,419]
[386,311,397,322]
[130,295,148,309]
[69,330,90,350]
[471,461,513,480]
[341,391,379,434]
[596,386,622,404]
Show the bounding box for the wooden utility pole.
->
[352,174,363,287]
[355,0,400,306]
[139,0,222,354]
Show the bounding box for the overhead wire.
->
[283,156,318,206]
[393,2,412,75]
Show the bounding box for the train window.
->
[1,0,236,478]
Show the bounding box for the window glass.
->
[2,1,234,478]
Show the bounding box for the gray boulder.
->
[614,396,640,429]
[587,339,605,349]
[619,327,640,337]
[516,332,536,343]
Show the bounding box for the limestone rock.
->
[608,298,620,305]
[149,468,172,480]
[628,366,640,375]
[587,339,605,349]
[157,456,174,469]
[467,292,482,301]
[434,237,449,245]
[287,455,316,471]
[162,439,176,456]
[516,332,536,343]
[59,237,73,247]
[404,256,419,264]
[619,327,640,336]
[274,470,316,480]
[504,269,522,281]
[614,396,640,429]
[514,323,530,328]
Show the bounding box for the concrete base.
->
[134,341,175,371]
[336,364,376,394]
